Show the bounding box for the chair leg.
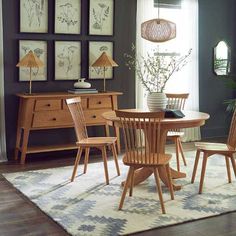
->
[83,147,90,174]
[111,143,120,176]
[104,125,111,151]
[175,138,180,172]
[119,167,133,210]
[165,164,174,200]
[230,156,236,177]
[153,167,166,214]
[101,146,109,185]
[225,156,232,183]
[191,149,201,183]
[71,147,83,182]
[129,167,135,197]
[178,138,187,166]
[199,153,208,194]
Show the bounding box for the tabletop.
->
[102,109,210,129]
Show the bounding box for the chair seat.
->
[77,137,117,146]
[167,131,184,138]
[123,152,172,167]
[195,142,236,153]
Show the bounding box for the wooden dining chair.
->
[115,110,174,214]
[191,109,236,194]
[166,93,189,171]
[66,97,120,185]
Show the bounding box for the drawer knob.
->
[47,104,51,107]
[92,115,96,118]
[98,101,102,104]
[52,118,57,121]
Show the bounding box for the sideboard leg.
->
[14,127,22,160]
[20,129,30,165]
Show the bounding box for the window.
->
[136,0,200,141]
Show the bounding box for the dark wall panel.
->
[4,0,236,160]
[199,0,236,138]
[3,0,136,160]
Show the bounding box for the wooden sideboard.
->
[15,91,123,164]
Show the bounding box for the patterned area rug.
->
[3,151,236,236]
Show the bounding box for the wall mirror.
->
[213,41,231,76]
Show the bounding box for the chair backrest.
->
[166,93,189,110]
[66,97,88,141]
[227,109,236,148]
[115,110,165,165]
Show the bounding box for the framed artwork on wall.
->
[89,41,114,79]
[89,0,114,36]
[19,40,47,81]
[55,41,81,80]
[55,0,81,34]
[20,0,48,33]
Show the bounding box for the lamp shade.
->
[91,52,118,67]
[16,50,44,68]
[141,18,176,43]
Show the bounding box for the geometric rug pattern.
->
[3,151,236,236]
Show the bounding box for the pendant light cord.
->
[157,0,160,18]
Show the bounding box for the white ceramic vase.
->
[147,92,167,111]
[74,78,91,89]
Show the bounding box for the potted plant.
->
[221,77,236,112]
[124,45,192,111]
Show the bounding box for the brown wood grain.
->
[14,92,123,164]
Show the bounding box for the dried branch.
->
[124,46,192,93]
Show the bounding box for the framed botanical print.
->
[89,41,114,79]
[55,0,81,34]
[19,40,47,81]
[20,0,48,33]
[55,41,81,80]
[89,0,114,36]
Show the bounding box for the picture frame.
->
[55,41,81,81]
[89,41,114,79]
[19,40,47,81]
[20,0,48,33]
[89,0,114,36]
[55,0,81,34]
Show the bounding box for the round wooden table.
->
[103,109,210,190]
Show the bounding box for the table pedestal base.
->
[122,167,186,191]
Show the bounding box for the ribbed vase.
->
[147,92,167,111]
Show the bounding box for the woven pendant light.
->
[141,1,176,43]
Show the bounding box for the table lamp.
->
[91,52,118,92]
[16,50,44,94]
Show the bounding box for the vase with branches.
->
[124,45,192,110]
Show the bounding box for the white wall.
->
[0,0,7,162]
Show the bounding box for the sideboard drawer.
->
[32,111,73,128]
[84,109,111,124]
[88,97,112,109]
[35,99,61,111]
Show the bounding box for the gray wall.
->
[199,0,236,138]
[3,0,136,160]
[3,0,236,160]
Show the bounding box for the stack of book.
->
[68,88,98,94]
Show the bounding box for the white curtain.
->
[136,0,200,141]
[0,0,7,162]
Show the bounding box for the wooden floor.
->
[1,141,236,236]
